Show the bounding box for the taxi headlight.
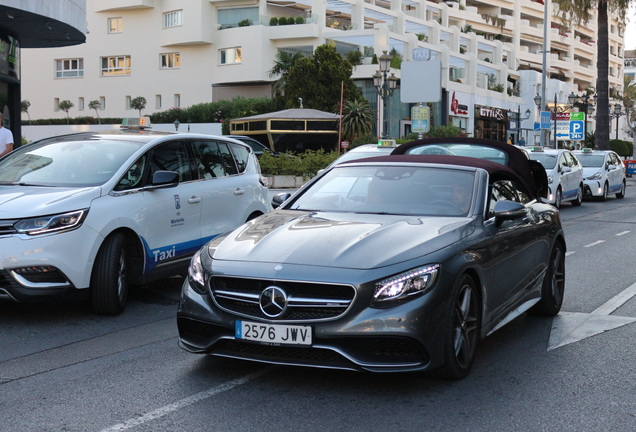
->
[187,248,207,295]
[373,264,440,306]
[14,210,87,235]
[547,174,554,184]
[587,172,602,180]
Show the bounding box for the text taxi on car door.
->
[572,148,626,201]
[524,146,584,208]
[0,118,271,315]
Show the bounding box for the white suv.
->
[0,124,271,314]
[572,149,626,200]
[525,147,584,208]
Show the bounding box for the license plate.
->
[235,320,312,346]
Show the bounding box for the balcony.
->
[95,0,154,12]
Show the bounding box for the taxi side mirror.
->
[147,170,179,190]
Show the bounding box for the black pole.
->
[553,93,558,149]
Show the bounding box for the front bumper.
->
[0,227,100,302]
[177,273,449,373]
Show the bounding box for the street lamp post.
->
[373,50,398,139]
[612,103,626,140]
[508,106,531,145]
[567,92,595,146]
[535,93,568,148]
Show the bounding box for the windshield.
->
[404,143,507,164]
[289,165,475,217]
[528,153,557,170]
[0,138,143,187]
[576,155,605,168]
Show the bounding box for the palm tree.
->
[555,0,631,150]
[268,50,304,98]
[21,100,31,121]
[341,99,374,142]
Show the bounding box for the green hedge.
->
[259,149,340,176]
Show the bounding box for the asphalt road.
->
[2,183,636,432]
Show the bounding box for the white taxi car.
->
[572,148,626,200]
[0,120,271,315]
[525,146,584,208]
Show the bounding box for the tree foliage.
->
[554,0,631,150]
[58,100,74,123]
[130,96,147,116]
[89,100,101,124]
[341,99,374,141]
[283,44,361,112]
[21,100,30,120]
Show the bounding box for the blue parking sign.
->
[569,120,584,140]
[540,111,551,129]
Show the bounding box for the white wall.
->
[21,123,223,143]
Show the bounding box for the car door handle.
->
[188,196,201,204]
[233,188,245,196]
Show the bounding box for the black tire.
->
[91,232,129,315]
[440,274,480,380]
[616,181,626,199]
[571,185,583,206]
[554,188,562,209]
[529,243,565,316]
[600,182,608,201]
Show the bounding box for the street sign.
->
[534,122,540,132]
[540,111,551,129]
[569,120,584,140]
[411,105,430,133]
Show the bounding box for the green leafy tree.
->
[341,99,374,141]
[21,100,31,121]
[58,100,74,124]
[88,100,101,124]
[555,0,631,150]
[130,96,147,116]
[283,44,361,112]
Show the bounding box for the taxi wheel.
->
[571,185,583,206]
[554,188,562,208]
[617,181,626,199]
[529,242,565,316]
[91,232,129,315]
[440,274,480,380]
[600,183,608,201]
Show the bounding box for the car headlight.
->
[187,248,207,295]
[372,264,440,306]
[547,174,554,184]
[587,172,602,180]
[14,210,87,235]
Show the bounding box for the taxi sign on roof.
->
[121,117,152,129]
[378,139,397,148]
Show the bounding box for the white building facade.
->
[20,0,626,144]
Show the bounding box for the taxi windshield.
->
[0,138,143,187]
[528,153,558,170]
[576,155,605,167]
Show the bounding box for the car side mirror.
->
[146,170,179,190]
[493,200,526,224]
[608,164,617,170]
[560,166,571,173]
[272,192,292,209]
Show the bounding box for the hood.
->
[212,210,475,270]
[581,167,601,177]
[0,186,102,218]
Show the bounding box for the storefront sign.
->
[478,106,506,121]
[449,92,468,117]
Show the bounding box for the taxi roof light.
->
[121,117,152,130]
[529,146,544,152]
[378,139,397,148]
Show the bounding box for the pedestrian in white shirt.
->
[0,113,14,157]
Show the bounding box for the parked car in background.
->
[572,148,626,201]
[177,138,565,379]
[0,120,271,314]
[523,146,584,208]
[225,135,278,157]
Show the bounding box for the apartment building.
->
[20,0,625,143]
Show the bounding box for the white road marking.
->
[99,368,274,432]
[548,282,636,351]
[616,230,631,236]
[565,251,576,257]
[584,240,605,248]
